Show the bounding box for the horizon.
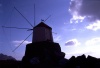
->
[0,53,98,61]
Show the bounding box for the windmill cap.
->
[34,22,52,29]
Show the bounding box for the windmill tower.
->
[33,22,53,43]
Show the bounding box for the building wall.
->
[33,27,45,42]
[45,29,53,42]
[50,29,53,41]
[33,27,53,42]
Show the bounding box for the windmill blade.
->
[27,29,33,31]
[44,15,51,22]
[14,7,34,27]
[34,4,36,26]
[12,32,32,52]
[2,26,31,30]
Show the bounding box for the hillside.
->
[0,53,16,60]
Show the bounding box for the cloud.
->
[65,39,81,46]
[86,20,100,31]
[64,37,100,59]
[12,40,31,46]
[85,37,100,46]
[69,0,100,23]
[71,28,77,31]
[54,35,61,42]
[85,37,100,57]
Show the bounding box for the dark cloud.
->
[65,39,80,46]
[65,41,75,46]
[69,0,100,23]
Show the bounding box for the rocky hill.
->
[0,53,16,60]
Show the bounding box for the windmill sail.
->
[14,7,33,27]
[12,32,32,52]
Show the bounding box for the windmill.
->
[2,4,66,67]
[2,5,53,52]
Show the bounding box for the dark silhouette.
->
[0,53,16,60]
[0,53,20,68]
[1,53,100,68]
[22,41,66,68]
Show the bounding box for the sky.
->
[1,0,100,60]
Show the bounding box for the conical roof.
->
[34,22,52,29]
